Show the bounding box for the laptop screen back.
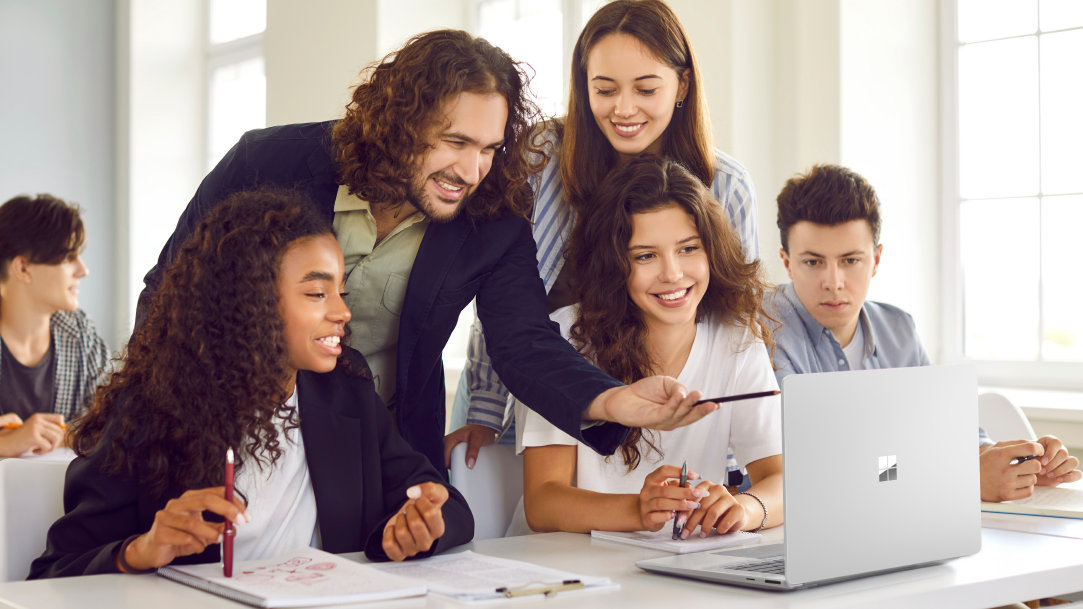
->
[781,365,981,585]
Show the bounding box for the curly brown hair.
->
[567,156,771,470]
[331,29,543,223]
[561,0,714,215]
[71,189,342,496]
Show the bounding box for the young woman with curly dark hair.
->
[29,190,472,579]
[512,156,783,537]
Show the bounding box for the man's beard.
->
[407,171,473,224]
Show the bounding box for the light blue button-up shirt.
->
[764,282,992,446]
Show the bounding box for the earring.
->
[675,99,684,108]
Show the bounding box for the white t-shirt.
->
[233,388,320,560]
[516,305,781,496]
[841,321,866,371]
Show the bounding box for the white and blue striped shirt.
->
[464,128,760,429]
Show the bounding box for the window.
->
[206,0,267,171]
[946,0,1083,388]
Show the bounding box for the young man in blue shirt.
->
[763,164,1081,502]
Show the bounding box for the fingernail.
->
[681,529,691,539]
[406,485,422,500]
[686,501,701,510]
[692,489,709,498]
[237,512,250,525]
[699,531,708,538]
[677,513,688,526]
[466,456,476,470]
[217,534,223,544]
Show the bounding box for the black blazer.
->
[136,122,630,472]
[28,351,474,579]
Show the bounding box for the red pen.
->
[224,447,234,577]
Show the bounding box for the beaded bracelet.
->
[738,491,768,532]
[116,534,154,574]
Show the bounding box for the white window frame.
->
[940,0,1083,393]
[203,0,265,172]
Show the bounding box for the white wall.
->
[265,0,378,126]
[0,0,119,347]
[265,0,467,127]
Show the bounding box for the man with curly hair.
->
[139,30,716,474]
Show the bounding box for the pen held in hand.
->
[224,447,235,578]
[693,389,780,406]
[1,422,67,430]
[672,461,689,540]
[1010,454,1038,466]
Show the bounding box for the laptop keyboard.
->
[726,556,786,575]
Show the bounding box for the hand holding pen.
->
[0,412,66,456]
[114,477,249,572]
[635,463,704,533]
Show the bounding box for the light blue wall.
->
[0,0,118,348]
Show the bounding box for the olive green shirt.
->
[333,185,429,407]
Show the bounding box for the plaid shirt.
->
[0,309,110,420]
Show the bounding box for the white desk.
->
[1,527,1081,609]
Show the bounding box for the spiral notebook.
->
[157,547,426,608]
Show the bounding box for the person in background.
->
[512,156,781,536]
[30,190,473,579]
[0,194,109,458]
[762,163,1082,502]
[447,0,759,473]
[137,30,716,477]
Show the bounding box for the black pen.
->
[1010,454,1039,465]
[694,389,780,406]
[672,461,689,540]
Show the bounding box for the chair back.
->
[449,443,522,540]
[978,392,1037,443]
[0,458,69,581]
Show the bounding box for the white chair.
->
[448,442,522,541]
[977,392,1037,443]
[0,458,69,581]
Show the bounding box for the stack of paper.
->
[370,550,617,601]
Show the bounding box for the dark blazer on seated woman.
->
[28,349,474,579]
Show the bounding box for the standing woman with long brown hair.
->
[447,0,760,467]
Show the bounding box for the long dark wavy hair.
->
[331,29,544,223]
[561,0,714,215]
[567,156,771,469]
[71,190,344,496]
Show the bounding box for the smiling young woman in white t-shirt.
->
[514,156,783,538]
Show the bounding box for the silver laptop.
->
[637,365,981,590]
